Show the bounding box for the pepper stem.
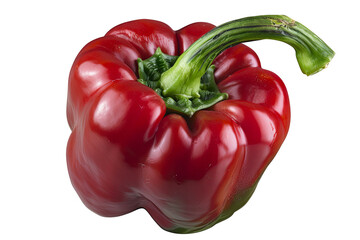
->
[159,15,335,99]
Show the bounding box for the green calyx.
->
[137,48,228,117]
[138,15,334,117]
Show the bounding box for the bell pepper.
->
[66,15,334,233]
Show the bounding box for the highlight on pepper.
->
[66,15,334,233]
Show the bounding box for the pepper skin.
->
[67,16,334,233]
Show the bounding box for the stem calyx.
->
[137,48,228,117]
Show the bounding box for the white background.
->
[1,0,359,239]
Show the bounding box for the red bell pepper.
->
[66,15,334,233]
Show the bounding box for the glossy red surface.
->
[67,20,290,233]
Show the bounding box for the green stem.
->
[159,15,334,99]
